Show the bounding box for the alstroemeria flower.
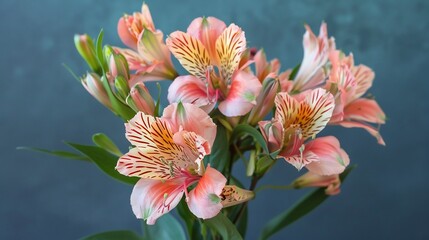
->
[259,88,349,175]
[115,3,177,82]
[326,51,386,145]
[116,103,252,224]
[290,23,336,93]
[166,17,262,116]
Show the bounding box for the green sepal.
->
[92,133,122,156]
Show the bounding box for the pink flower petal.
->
[166,31,210,80]
[187,166,226,219]
[215,24,247,84]
[167,75,216,112]
[305,136,350,175]
[292,22,334,92]
[131,178,184,224]
[218,70,262,117]
[337,120,385,145]
[344,98,386,124]
[162,102,217,148]
[118,16,138,49]
[117,112,203,179]
[187,17,226,65]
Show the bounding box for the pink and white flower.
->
[260,88,349,175]
[116,103,252,224]
[166,17,262,116]
[326,51,386,145]
[115,3,177,83]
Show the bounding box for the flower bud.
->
[248,77,280,125]
[126,82,155,115]
[81,72,112,110]
[103,45,115,63]
[292,171,341,195]
[109,53,130,80]
[113,76,130,102]
[74,34,101,73]
[258,119,284,155]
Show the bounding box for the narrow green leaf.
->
[143,214,186,240]
[204,123,229,172]
[95,29,107,73]
[17,146,90,162]
[288,63,301,81]
[205,213,243,240]
[92,133,122,156]
[66,142,138,185]
[259,166,355,240]
[231,124,268,154]
[80,230,142,240]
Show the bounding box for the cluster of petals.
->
[259,88,350,176]
[116,103,252,224]
[115,3,177,84]
[166,17,262,117]
[325,51,386,145]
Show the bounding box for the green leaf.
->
[66,142,138,185]
[231,124,268,154]
[259,166,355,240]
[80,230,142,240]
[288,63,301,81]
[143,213,186,240]
[92,133,122,156]
[204,123,230,172]
[95,29,108,73]
[177,199,199,239]
[17,146,90,162]
[205,213,243,240]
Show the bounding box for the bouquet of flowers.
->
[28,2,386,239]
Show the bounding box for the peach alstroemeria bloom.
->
[115,3,177,82]
[259,88,349,175]
[326,51,386,145]
[291,22,336,93]
[253,49,281,82]
[166,17,262,117]
[116,103,251,224]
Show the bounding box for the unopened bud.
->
[127,82,155,115]
[109,53,130,80]
[74,34,101,73]
[292,171,341,195]
[248,78,280,125]
[81,72,112,110]
[113,76,130,102]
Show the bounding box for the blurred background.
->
[1,0,428,239]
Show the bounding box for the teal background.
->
[1,0,428,239]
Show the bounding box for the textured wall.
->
[1,0,428,239]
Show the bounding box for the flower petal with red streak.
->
[215,24,246,84]
[167,31,210,80]
[187,17,226,65]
